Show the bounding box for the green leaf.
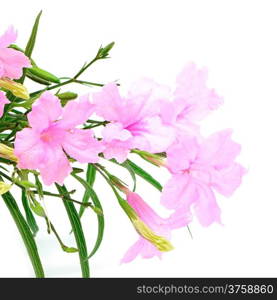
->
[72,167,84,174]
[1,190,44,277]
[25,11,42,58]
[34,174,44,199]
[17,11,42,85]
[121,161,137,192]
[72,172,104,259]
[62,245,79,253]
[125,159,162,192]
[55,184,90,278]
[78,164,96,218]
[30,199,46,217]
[21,190,39,236]
[14,179,36,189]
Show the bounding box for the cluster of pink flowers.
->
[0,26,245,263]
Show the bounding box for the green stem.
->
[32,190,97,210]
[30,79,104,98]
[73,58,98,79]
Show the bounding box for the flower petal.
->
[0,26,17,48]
[102,123,132,142]
[174,62,223,122]
[39,146,72,185]
[0,91,9,118]
[28,92,63,132]
[193,180,222,226]
[161,173,194,210]
[93,83,125,122]
[131,116,176,153]
[14,128,45,169]
[102,140,131,163]
[211,163,246,197]
[166,136,199,173]
[0,48,31,79]
[120,238,145,263]
[62,128,103,163]
[59,94,94,129]
[198,129,241,169]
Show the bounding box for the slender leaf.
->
[122,161,137,192]
[72,173,104,259]
[1,190,44,277]
[78,164,96,218]
[55,184,90,278]
[25,11,42,58]
[21,190,39,236]
[126,159,162,192]
[34,174,43,199]
[17,11,42,85]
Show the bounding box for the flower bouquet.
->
[0,12,245,278]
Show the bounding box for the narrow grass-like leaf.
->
[55,184,90,278]
[21,190,39,236]
[122,161,137,192]
[72,173,104,259]
[34,174,44,199]
[126,159,162,192]
[78,164,96,218]
[17,11,42,85]
[1,190,44,277]
[25,11,42,58]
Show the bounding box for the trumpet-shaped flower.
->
[159,63,223,135]
[121,192,190,263]
[93,82,175,162]
[0,91,9,117]
[0,26,31,79]
[161,129,246,226]
[14,92,103,185]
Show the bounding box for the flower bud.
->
[132,217,174,252]
[120,197,173,252]
[0,143,18,162]
[57,92,78,106]
[27,67,60,84]
[0,78,29,99]
[0,181,11,195]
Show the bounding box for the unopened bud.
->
[0,143,18,162]
[132,217,174,252]
[0,78,29,99]
[27,67,60,84]
[0,181,11,195]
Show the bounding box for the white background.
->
[0,0,276,277]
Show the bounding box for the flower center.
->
[40,125,65,146]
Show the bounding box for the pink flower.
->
[0,91,9,117]
[121,192,190,263]
[159,63,223,136]
[14,92,103,185]
[161,129,246,226]
[0,26,31,79]
[93,82,175,162]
